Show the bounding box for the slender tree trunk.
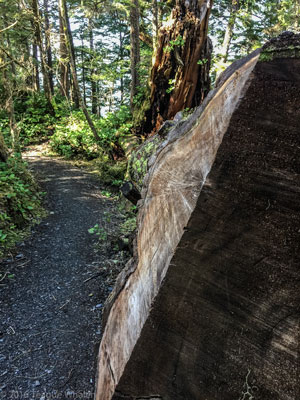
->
[130,0,140,110]
[81,37,87,106]
[152,0,159,51]
[157,0,164,27]
[7,93,20,153]
[59,0,100,142]
[64,4,80,109]
[3,65,20,153]
[96,81,101,117]
[220,0,240,63]
[32,43,40,91]
[89,19,97,115]
[59,8,70,98]
[108,84,114,113]
[140,0,213,135]
[43,0,54,94]
[32,0,54,115]
[119,30,125,104]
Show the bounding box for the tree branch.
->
[0,20,19,34]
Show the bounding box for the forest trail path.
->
[0,145,123,399]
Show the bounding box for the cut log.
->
[95,33,300,400]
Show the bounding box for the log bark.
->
[140,0,213,135]
[95,33,300,400]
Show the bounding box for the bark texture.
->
[95,33,300,400]
[141,0,213,134]
[32,0,54,115]
[130,0,141,110]
[32,43,40,92]
[43,0,54,94]
[0,132,8,162]
[59,7,70,98]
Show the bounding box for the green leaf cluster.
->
[164,35,185,53]
[50,105,132,160]
[50,110,98,159]
[0,155,45,258]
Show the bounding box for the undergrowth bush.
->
[0,93,70,147]
[16,94,56,144]
[50,111,98,159]
[74,155,127,187]
[50,105,132,160]
[0,156,45,258]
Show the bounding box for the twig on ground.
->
[59,299,70,310]
[84,273,102,283]
[0,272,8,282]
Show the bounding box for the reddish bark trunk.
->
[142,0,213,135]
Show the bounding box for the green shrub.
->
[0,155,45,258]
[15,94,56,145]
[50,105,133,160]
[50,111,98,159]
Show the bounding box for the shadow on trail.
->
[0,155,124,399]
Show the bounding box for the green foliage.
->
[50,105,132,160]
[88,223,107,240]
[0,94,70,147]
[120,216,136,236]
[164,35,185,53]
[16,95,56,145]
[50,110,98,159]
[0,155,45,258]
[166,79,176,94]
[210,0,300,82]
[73,156,127,187]
[197,58,209,65]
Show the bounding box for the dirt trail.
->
[0,148,124,399]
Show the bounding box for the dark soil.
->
[0,149,127,399]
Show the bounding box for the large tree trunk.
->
[220,0,240,63]
[95,33,300,400]
[141,0,213,135]
[130,0,140,110]
[32,0,54,115]
[58,0,100,142]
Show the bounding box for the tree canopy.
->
[0,0,298,156]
